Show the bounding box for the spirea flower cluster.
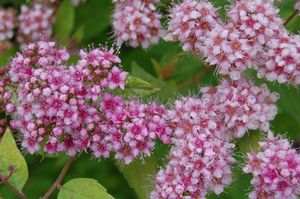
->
[112,0,163,48]
[165,0,222,54]
[91,93,172,164]
[151,78,279,198]
[243,133,300,199]
[258,33,300,84]
[0,8,16,42]
[200,78,279,138]
[0,0,86,49]
[151,96,236,198]
[9,41,122,154]
[17,4,55,47]
[6,40,175,164]
[166,0,300,85]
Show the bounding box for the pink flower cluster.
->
[8,41,121,154]
[258,33,300,84]
[228,0,283,45]
[17,4,55,47]
[165,0,222,54]
[203,24,262,80]
[166,0,300,84]
[243,133,300,199]
[151,96,236,198]
[91,93,172,164]
[7,41,174,164]
[152,78,279,198]
[112,0,163,48]
[200,78,279,138]
[0,8,16,42]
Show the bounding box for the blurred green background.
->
[0,0,300,198]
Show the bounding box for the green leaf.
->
[74,0,112,42]
[237,131,264,154]
[116,156,158,199]
[54,0,75,42]
[276,86,300,125]
[131,62,177,102]
[0,130,28,190]
[58,178,114,199]
[0,47,18,67]
[122,76,161,98]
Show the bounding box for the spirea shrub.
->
[1,0,300,199]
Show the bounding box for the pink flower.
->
[108,66,127,89]
[5,103,15,113]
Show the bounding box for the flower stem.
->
[40,157,74,199]
[0,176,27,199]
[284,10,299,26]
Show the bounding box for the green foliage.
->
[54,0,75,43]
[0,47,18,67]
[123,76,161,98]
[237,131,264,154]
[74,0,113,44]
[57,178,114,199]
[131,62,177,102]
[0,130,28,191]
[116,156,158,199]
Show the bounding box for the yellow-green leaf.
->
[57,178,114,199]
[237,131,264,154]
[124,76,161,97]
[0,130,28,190]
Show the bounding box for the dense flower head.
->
[201,78,279,138]
[8,41,128,156]
[203,24,263,80]
[9,41,70,83]
[112,0,163,48]
[0,8,17,42]
[17,4,55,47]
[243,133,300,199]
[91,93,172,164]
[166,0,222,54]
[257,33,300,84]
[151,96,235,198]
[228,0,283,45]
